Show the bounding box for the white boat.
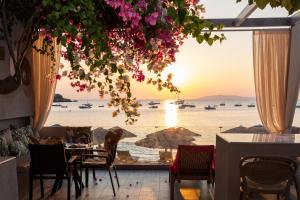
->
[148,101,160,105]
[170,99,184,105]
[79,104,92,109]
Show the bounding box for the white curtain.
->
[253,29,300,133]
[32,36,61,134]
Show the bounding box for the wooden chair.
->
[240,155,299,200]
[80,129,123,196]
[169,145,215,200]
[28,144,76,200]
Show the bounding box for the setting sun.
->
[162,65,188,87]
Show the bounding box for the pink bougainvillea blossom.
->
[145,12,160,26]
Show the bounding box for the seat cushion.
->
[0,128,13,156]
[9,141,29,157]
[245,177,288,193]
[82,157,107,167]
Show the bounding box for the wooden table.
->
[215,133,300,200]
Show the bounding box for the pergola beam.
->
[205,18,292,28]
[234,4,258,26]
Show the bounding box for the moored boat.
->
[205,105,216,110]
[148,101,160,105]
[234,103,242,107]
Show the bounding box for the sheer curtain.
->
[253,29,300,133]
[32,36,61,134]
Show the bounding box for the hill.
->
[197,95,255,101]
[53,94,72,102]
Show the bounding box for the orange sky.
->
[55,1,288,100]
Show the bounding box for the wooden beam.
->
[234,4,258,26]
[205,18,292,28]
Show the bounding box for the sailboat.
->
[170,94,184,105]
[79,92,92,109]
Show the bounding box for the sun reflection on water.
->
[165,102,178,127]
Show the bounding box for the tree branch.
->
[1,0,16,66]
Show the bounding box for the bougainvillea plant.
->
[7,0,299,125]
[1,0,227,123]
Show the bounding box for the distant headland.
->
[196,95,256,101]
[53,94,77,102]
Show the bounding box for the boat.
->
[173,99,184,105]
[178,105,185,109]
[98,105,104,108]
[204,105,216,110]
[83,103,93,107]
[52,103,62,107]
[79,104,92,109]
[220,102,225,106]
[296,105,300,108]
[248,104,255,108]
[149,105,158,109]
[185,104,196,108]
[60,105,68,108]
[148,101,160,105]
[234,104,242,107]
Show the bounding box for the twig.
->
[1,0,16,66]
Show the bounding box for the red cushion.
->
[170,145,215,175]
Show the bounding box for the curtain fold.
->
[253,30,300,133]
[32,36,61,134]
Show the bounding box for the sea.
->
[46,99,300,162]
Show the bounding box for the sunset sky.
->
[55,0,288,100]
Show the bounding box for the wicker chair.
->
[240,155,299,200]
[28,144,76,200]
[80,129,123,196]
[169,145,215,200]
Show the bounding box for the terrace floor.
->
[31,170,298,200]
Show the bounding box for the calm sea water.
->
[46,99,300,161]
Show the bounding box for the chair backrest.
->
[240,155,297,186]
[29,144,67,174]
[65,126,92,144]
[104,129,123,165]
[177,145,214,176]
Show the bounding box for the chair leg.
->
[93,169,97,181]
[67,177,71,200]
[80,167,83,194]
[40,175,44,198]
[29,174,33,200]
[170,174,175,200]
[85,168,89,187]
[113,166,120,188]
[108,167,116,196]
[294,177,300,200]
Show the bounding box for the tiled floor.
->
[31,170,298,200]
[31,170,213,200]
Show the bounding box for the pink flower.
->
[56,74,61,80]
[145,12,159,26]
[137,0,147,11]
